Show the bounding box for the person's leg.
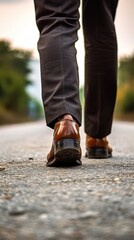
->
[34,0,81,129]
[33,0,82,166]
[83,0,118,138]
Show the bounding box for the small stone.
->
[39,214,48,220]
[102,195,111,201]
[111,197,121,203]
[9,160,14,164]
[0,166,5,171]
[87,188,93,192]
[3,194,12,200]
[96,193,103,197]
[8,207,26,216]
[114,177,120,182]
[76,211,98,219]
[28,157,34,160]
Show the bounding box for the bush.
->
[115,83,134,121]
[0,40,33,124]
[0,105,17,125]
[121,89,134,113]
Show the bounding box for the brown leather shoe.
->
[46,119,82,167]
[85,135,112,159]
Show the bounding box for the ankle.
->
[63,114,73,121]
[58,114,74,121]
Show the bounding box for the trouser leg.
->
[34,0,81,128]
[83,0,118,138]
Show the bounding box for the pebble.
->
[114,177,121,182]
[0,121,133,239]
[39,214,48,220]
[73,211,99,219]
[0,166,5,171]
[8,207,26,216]
[28,157,34,161]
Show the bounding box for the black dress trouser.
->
[34,0,118,138]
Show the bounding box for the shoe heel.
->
[55,139,80,152]
[53,139,81,166]
[86,148,108,159]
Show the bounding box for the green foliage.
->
[115,53,134,120]
[0,105,16,125]
[118,54,134,86]
[121,89,134,113]
[79,87,84,106]
[0,69,30,114]
[0,40,42,124]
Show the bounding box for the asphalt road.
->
[0,121,134,240]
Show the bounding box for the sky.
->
[0,0,134,58]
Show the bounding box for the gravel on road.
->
[0,121,134,240]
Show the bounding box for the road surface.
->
[0,121,134,240]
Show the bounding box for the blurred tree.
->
[0,40,43,124]
[118,54,134,86]
[0,40,32,114]
[115,53,134,119]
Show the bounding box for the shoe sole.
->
[46,139,82,167]
[85,147,112,159]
